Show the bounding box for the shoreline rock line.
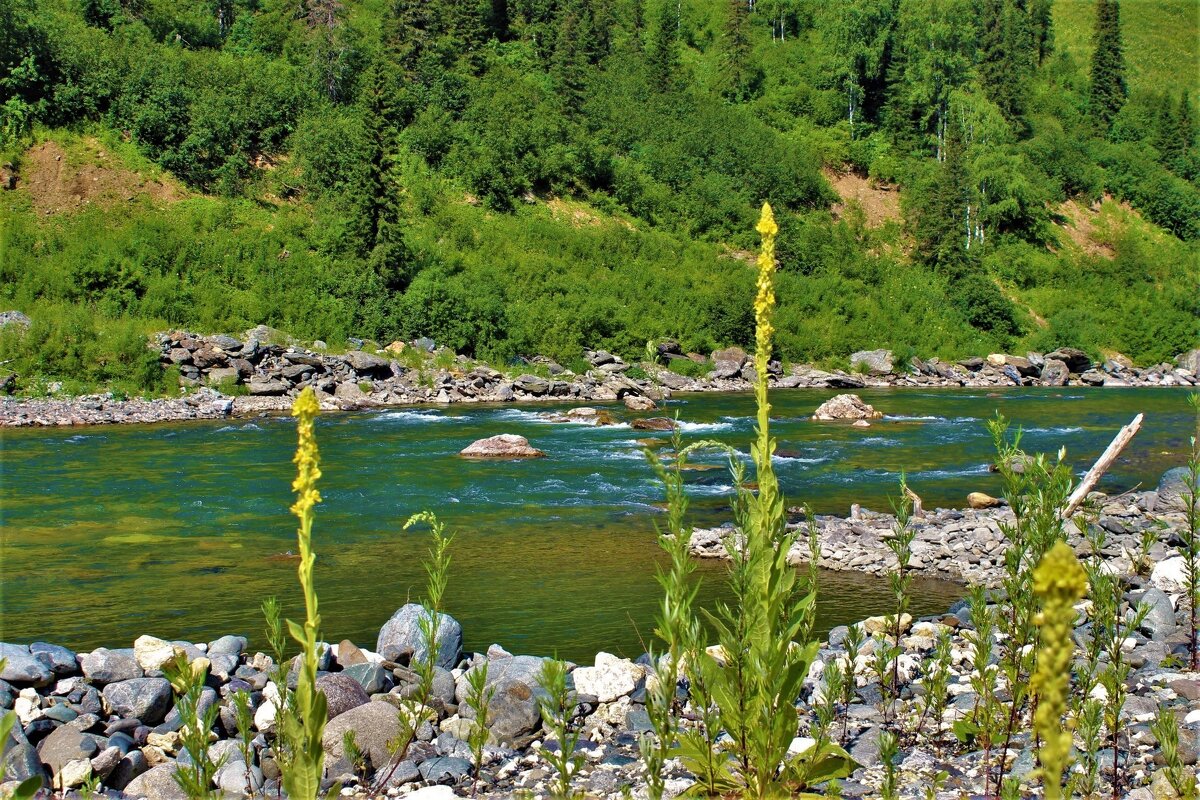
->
[1,333,1197,427]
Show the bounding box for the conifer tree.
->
[1089,0,1126,130]
[1030,0,1053,64]
[721,0,752,101]
[978,0,1035,124]
[647,0,679,93]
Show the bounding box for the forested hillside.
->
[0,0,1197,393]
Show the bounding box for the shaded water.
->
[0,388,1191,662]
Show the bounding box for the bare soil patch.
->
[19,139,185,215]
[823,167,902,228]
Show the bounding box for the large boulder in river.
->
[623,394,656,411]
[376,604,463,669]
[811,394,882,421]
[460,434,545,459]
[1156,467,1195,513]
[849,349,894,375]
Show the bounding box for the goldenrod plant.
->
[1181,392,1199,670]
[464,661,495,796]
[1030,542,1087,800]
[672,204,854,798]
[536,658,584,799]
[164,652,225,799]
[1151,707,1198,800]
[374,510,455,792]
[277,386,329,800]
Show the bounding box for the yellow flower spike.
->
[1030,541,1087,800]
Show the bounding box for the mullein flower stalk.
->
[1030,542,1087,800]
[278,387,328,800]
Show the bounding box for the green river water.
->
[0,387,1192,662]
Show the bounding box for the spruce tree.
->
[1089,0,1126,130]
[978,0,1035,124]
[721,0,751,101]
[647,0,679,93]
[1030,0,1053,64]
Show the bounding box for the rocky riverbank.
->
[2,524,1197,800]
[691,469,1197,588]
[2,330,1198,427]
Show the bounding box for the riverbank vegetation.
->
[1,0,1198,393]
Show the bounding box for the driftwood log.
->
[1062,413,1144,519]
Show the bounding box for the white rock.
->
[788,737,816,756]
[571,652,644,703]
[15,688,41,724]
[1151,556,1189,593]
[1185,709,1200,725]
[56,760,92,790]
[134,636,178,672]
[404,787,458,800]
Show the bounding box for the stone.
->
[28,643,77,676]
[849,349,894,375]
[247,378,288,396]
[36,724,101,776]
[205,367,240,387]
[133,636,178,673]
[321,701,404,771]
[513,374,550,395]
[1156,467,1194,513]
[622,394,656,411]
[79,648,142,685]
[1040,359,1070,386]
[630,417,675,431]
[55,759,93,790]
[316,673,370,721]
[335,639,369,668]
[455,655,548,748]
[1176,349,1200,375]
[122,762,186,800]
[108,749,148,790]
[1080,369,1106,386]
[418,756,472,784]
[571,653,644,704]
[1151,557,1190,594]
[0,644,52,687]
[811,394,882,421]
[0,311,32,329]
[1045,347,1092,373]
[2,740,46,784]
[405,787,457,800]
[214,761,263,794]
[1137,588,1176,641]
[376,604,463,670]
[342,662,389,694]
[968,492,1003,509]
[861,613,912,636]
[1170,679,1200,701]
[344,350,391,377]
[460,434,546,459]
[102,678,173,725]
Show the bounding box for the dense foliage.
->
[0,0,1196,391]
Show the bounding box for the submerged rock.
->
[460,434,546,459]
[811,394,883,421]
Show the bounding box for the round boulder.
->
[1156,467,1195,513]
[376,604,462,670]
[811,394,883,421]
[460,434,545,459]
[102,677,173,725]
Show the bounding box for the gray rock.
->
[29,643,77,676]
[0,644,52,686]
[376,604,462,670]
[379,760,421,788]
[210,335,243,353]
[80,648,142,684]
[247,378,288,396]
[316,673,370,720]
[342,663,389,695]
[102,678,172,725]
[413,337,436,353]
[1137,588,1176,641]
[214,761,263,794]
[849,349,894,375]
[159,687,215,733]
[1156,467,1195,513]
[2,740,47,784]
[418,756,472,784]
[513,375,549,395]
[321,701,404,771]
[0,311,31,329]
[455,656,547,748]
[1045,347,1091,373]
[123,762,186,800]
[848,726,881,767]
[90,745,123,780]
[35,724,101,776]
[1040,359,1070,386]
[344,350,391,377]
[108,748,148,790]
[1177,349,1200,375]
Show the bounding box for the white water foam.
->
[378,410,454,423]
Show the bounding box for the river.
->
[0,387,1192,661]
